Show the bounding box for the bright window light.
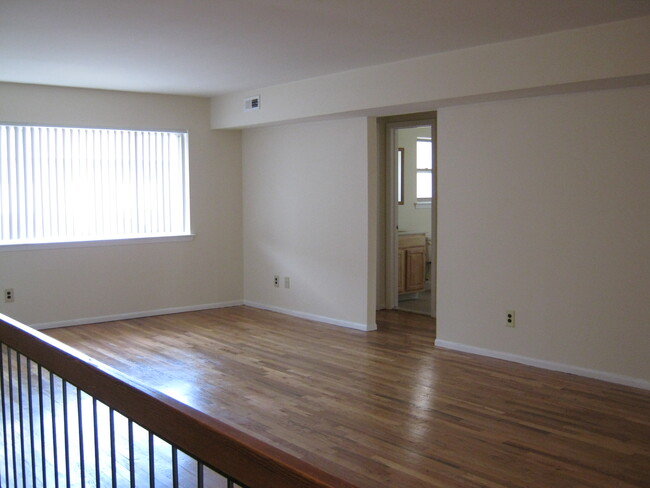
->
[0,124,190,246]
[416,137,433,200]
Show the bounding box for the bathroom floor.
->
[398,289,431,315]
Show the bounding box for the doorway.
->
[383,115,436,317]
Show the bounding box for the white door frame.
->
[384,118,437,314]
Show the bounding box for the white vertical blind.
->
[0,125,189,244]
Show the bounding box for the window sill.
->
[0,234,195,252]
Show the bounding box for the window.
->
[397,147,405,205]
[416,137,433,201]
[0,124,190,247]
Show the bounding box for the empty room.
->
[1,1,649,487]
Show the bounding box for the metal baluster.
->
[26,359,36,488]
[93,399,100,488]
[128,420,135,488]
[16,355,26,488]
[50,372,59,488]
[109,409,116,488]
[197,461,204,488]
[148,433,155,488]
[37,366,46,488]
[227,479,234,488]
[62,382,70,488]
[0,344,11,488]
[171,447,178,488]
[8,349,18,488]
[76,389,85,488]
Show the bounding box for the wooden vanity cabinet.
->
[398,234,427,294]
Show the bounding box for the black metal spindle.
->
[76,389,85,488]
[37,366,46,488]
[26,359,36,488]
[8,349,18,488]
[109,409,116,488]
[197,461,204,488]
[62,381,70,488]
[148,433,155,488]
[128,420,135,488]
[227,479,234,488]
[50,372,59,488]
[92,399,100,488]
[0,344,11,488]
[16,354,26,488]
[171,447,178,488]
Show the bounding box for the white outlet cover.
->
[506,310,515,327]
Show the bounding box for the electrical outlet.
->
[274,275,280,288]
[506,310,515,328]
[4,288,14,303]
[284,277,290,289]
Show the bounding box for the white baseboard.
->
[244,301,377,331]
[31,301,244,330]
[435,339,650,391]
[30,300,377,332]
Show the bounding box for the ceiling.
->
[1,0,649,97]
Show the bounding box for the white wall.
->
[436,85,650,384]
[0,83,243,327]
[212,16,650,129]
[242,117,376,330]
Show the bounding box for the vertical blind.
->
[0,125,189,245]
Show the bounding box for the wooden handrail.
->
[0,313,357,488]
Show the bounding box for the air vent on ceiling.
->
[244,95,261,112]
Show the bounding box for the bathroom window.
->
[416,137,433,201]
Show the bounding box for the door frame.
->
[383,114,437,315]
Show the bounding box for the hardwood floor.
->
[45,306,650,488]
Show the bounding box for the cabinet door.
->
[398,248,406,294]
[405,248,426,292]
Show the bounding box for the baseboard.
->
[435,339,650,391]
[31,300,245,330]
[244,301,377,331]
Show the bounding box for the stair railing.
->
[0,313,356,488]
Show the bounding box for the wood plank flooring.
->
[45,306,650,488]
